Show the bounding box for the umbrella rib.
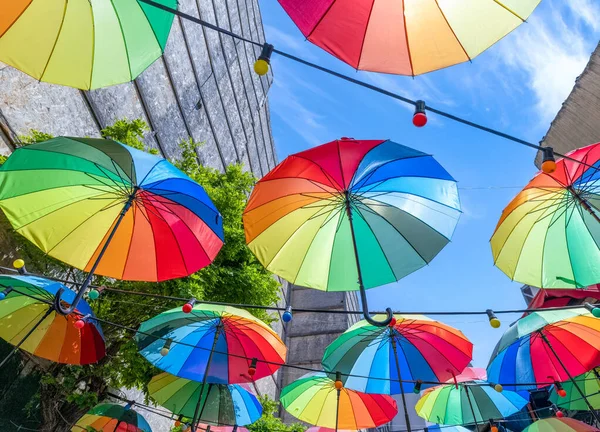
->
[351,203,405,279]
[292,154,344,191]
[357,187,461,216]
[350,153,431,191]
[38,0,69,83]
[107,0,134,81]
[141,198,190,276]
[492,0,526,21]
[8,193,121,232]
[492,194,567,263]
[107,159,134,193]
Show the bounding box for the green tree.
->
[248,396,305,432]
[0,119,282,431]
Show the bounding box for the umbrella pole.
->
[191,323,223,430]
[463,385,481,431]
[335,385,340,432]
[344,193,393,327]
[539,331,600,424]
[54,188,138,316]
[0,306,53,369]
[391,337,412,432]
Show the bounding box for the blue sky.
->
[258,0,600,367]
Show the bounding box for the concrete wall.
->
[280,285,361,426]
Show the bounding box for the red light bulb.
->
[557,389,567,398]
[412,112,427,127]
[248,367,256,377]
[556,410,564,418]
[74,319,85,329]
[182,303,193,313]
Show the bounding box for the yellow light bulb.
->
[490,318,501,329]
[494,384,503,393]
[13,259,25,269]
[254,59,269,76]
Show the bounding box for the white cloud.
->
[493,2,599,124]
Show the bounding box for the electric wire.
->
[136,0,600,174]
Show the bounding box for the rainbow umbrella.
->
[277,0,540,76]
[72,403,151,432]
[149,373,262,426]
[244,138,460,326]
[0,137,224,314]
[136,304,286,429]
[487,308,600,423]
[415,381,528,428]
[0,275,104,366]
[523,418,600,432]
[280,372,397,431]
[0,0,176,90]
[550,368,600,411]
[492,142,600,289]
[322,314,472,431]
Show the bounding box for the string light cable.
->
[2,266,600,319]
[135,0,600,175]
[6,284,600,391]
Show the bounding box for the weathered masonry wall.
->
[0,0,276,176]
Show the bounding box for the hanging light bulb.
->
[74,314,91,329]
[87,289,100,300]
[556,410,565,418]
[335,371,343,390]
[0,287,12,300]
[413,380,423,394]
[486,309,501,328]
[282,306,293,323]
[553,380,567,398]
[541,147,556,174]
[161,338,173,357]
[254,43,274,76]
[248,357,257,377]
[585,302,600,318]
[491,383,503,393]
[491,426,499,432]
[182,298,196,314]
[12,259,25,274]
[412,100,427,127]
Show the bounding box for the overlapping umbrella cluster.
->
[2,0,600,430]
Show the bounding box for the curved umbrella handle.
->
[359,285,393,327]
[53,284,88,315]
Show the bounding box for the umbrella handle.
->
[360,286,393,326]
[54,286,86,315]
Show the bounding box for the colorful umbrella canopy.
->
[0,0,176,89]
[277,0,541,76]
[149,373,262,426]
[0,275,105,364]
[416,381,528,426]
[0,137,223,283]
[550,368,600,410]
[280,372,398,430]
[491,142,600,289]
[136,304,286,383]
[72,403,151,432]
[446,367,487,384]
[244,138,460,324]
[321,315,473,394]
[523,418,600,432]
[487,308,600,390]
